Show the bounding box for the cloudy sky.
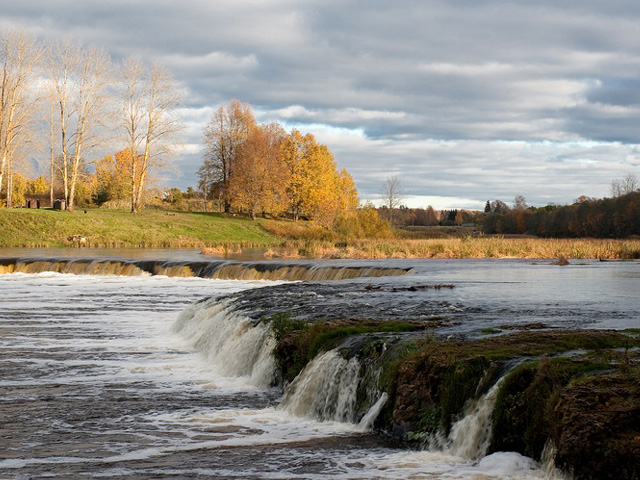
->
[3,0,640,209]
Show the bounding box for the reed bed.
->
[264,237,640,260]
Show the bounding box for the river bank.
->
[260,236,640,260]
[0,207,275,248]
[3,207,640,260]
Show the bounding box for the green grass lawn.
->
[0,207,276,248]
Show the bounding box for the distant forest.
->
[380,183,640,239]
[483,191,640,238]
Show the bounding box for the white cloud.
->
[4,0,640,207]
[160,51,259,72]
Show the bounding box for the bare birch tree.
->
[0,30,42,207]
[47,38,79,209]
[47,39,111,210]
[119,58,183,213]
[47,98,57,206]
[67,46,111,210]
[610,173,639,197]
[381,175,404,226]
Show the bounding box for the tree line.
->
[0,30,182,212]
[483,192,640,238]
[483,176,640,238]
[196,100,359,228]
[1,30,362,228]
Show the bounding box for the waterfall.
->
[430,380,503,460]
[540,440,570,480]
[0,257,411,281]
[174,299,388,428]
[357,392,388,431]
[279,350,361,423]
[173,297,276,388]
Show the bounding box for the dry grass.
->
[201,244,244,256]
[264,236,640,260]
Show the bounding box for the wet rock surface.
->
[217,277,628,340]
[550,373,640,480]
[272,315,640,480]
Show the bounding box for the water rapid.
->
[169,292,573,480]
[279,350,361,422]
[173,297,276,388]
[1,263,596,479]
[173,296,388,427]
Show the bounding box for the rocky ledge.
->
[269,317,640,480]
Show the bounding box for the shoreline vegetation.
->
[2,207,640,260]
[259,237,640,260]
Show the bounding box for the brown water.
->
[3,256,635,478]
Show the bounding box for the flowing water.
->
[2,253,638,479]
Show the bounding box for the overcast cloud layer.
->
[3,0,640,209]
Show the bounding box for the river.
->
[1,252,638,479]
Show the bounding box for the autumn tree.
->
[119,58,183,213]
[300,141,342,227]
[280,128,310,221]
[336,168,359,219]
[304,147,359,228]
[281,129,337,224]
[0,30,42,208]
[425,206,438,225]
[29,175,48,196]
[227,122,288,218]
[48,38,111,211]
[94,149,135,204]
[198,102,359,226]
[279,129,358,227]
[198,100,255,212]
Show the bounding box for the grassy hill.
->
[0,207,276,248]
[2,207,640,260]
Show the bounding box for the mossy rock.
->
[549,373,640,480]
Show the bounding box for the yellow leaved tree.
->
[281,130,359,227]
[228,123,289,218]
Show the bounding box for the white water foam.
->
[357,392,388,431]
[173,297,276,388]
[279,350,361,422]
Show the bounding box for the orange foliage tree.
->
[94,149,143,204]
[228,123,288,218]
[200,103,360,227]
